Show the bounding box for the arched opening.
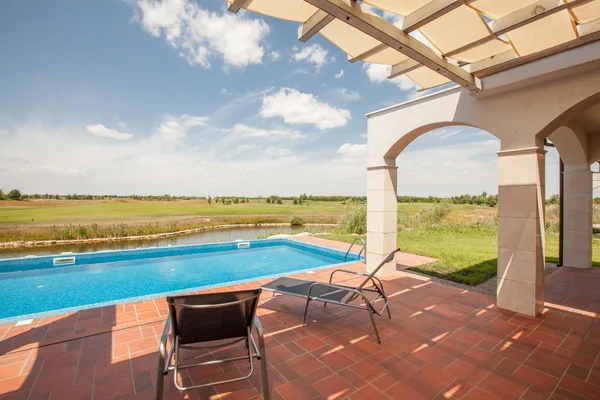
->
[367,122,501,286]
[392,126,501,286]
[536,93,600,270]
[383,121,491,160]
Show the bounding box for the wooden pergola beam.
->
[348,43,387,63]
[228,0,254,13]
[305,0,479,91]
[388,59,421,79]
[299,9,335,42]
[464,50,517,74]
[402,0,471,33]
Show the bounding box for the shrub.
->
[398,202,452,229]
[339,205,367,234]
[7,189,21,201]
[290,216,304,226]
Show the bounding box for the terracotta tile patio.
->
[0,237,599,399]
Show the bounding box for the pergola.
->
[229,0,600,316]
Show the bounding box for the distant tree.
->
[547,194,559,205]
[276,198,283,204]
[233,198,239,204]
[7,189,22,201]
[0,189,5,200]
[55,194,60,199]
[207,196,212,206]
[485,195,498,207]
[266,198,271,204]
[293,198,298,205]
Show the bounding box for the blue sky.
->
[0,0,561,197]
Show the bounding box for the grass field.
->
[0,199,346,224]
[328,228,600,285]
[0,199,345,242]
[1,198,597,286]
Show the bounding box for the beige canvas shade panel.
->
[418,6,497,53]
[227,0,318,22]
[569,0,600,23]
[507,10,578,56]
[469,0,539,19]
[227,0,600,91]
[406,66,452,90]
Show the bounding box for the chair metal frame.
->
[155,291,270,400]
[263,248,401,344]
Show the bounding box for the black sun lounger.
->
[262,248,401,343]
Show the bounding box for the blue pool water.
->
[0,239,358,322]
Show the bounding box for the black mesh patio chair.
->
[262,248,401,343]
[155,289,269,400]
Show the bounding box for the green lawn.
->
[0,199,488,226]
[0,199,347,225]
[327,227,600,286]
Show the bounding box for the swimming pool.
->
[0,239,360,322]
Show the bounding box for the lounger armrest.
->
[160,315,171,350]
[306,282,362,299]
[158,315,171,376]
[253,315,263,335]
[329,269,368,283]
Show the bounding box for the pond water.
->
[0,226,334,260]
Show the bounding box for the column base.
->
[497,278,544,316]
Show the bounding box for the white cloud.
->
[266,146,292,157]
[236,144,257,151]
[260,88,351,130]
[86,124,134,140]
[234,144,292,158]
[1,120,529,197]
[336,143,367,157]
[335,143,368,165]
[220,88,228,95]
[269,51,280,62]
[363,63,417,91]
[132,0,269,68]
[118,122,127,128]
[291,44,331,70]
[339,88,360,101]
[397,139,501,195]
[229,124,307,140]
[0,129,9,135]
[335,69,344,79]
[15,163,85,177]
[155,114,209,142]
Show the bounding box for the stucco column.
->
[366,161,398,276]
[497,147,546,316]
[563,164,592,269]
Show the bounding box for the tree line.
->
[2,189,580,207]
